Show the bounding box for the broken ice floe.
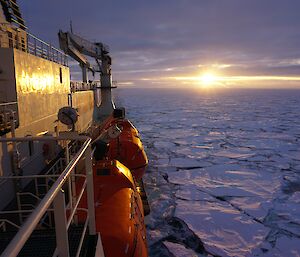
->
[116,88,300,257]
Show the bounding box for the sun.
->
[200,72,218,87]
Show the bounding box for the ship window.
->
[59,67,63,83]
[68,93,73,107]
[15,35,18,49]
[7,31,13,48]
[21,38,25,52]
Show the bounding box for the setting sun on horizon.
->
[199,72,219,88]
[160,67,300,89]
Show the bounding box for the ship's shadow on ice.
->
[148,216,219,257]
[145,169,219,257]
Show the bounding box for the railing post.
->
[85,144,96,235]
[53,189,70,257]
[34,38,37,56]
[85,144,105,256]
[65,143,73,215]
[48,44,51,60]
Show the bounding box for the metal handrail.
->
[70,81,99,92]
[27,32,64,55]
[0,219,20,232]
[0,27,68,66]
[0,173,85,212]
[51,209,89,257]
[67,179,86,228]
[75,211,89,257]
[0,102,17,107]
[0,136,97,257]
[26,32,68,66]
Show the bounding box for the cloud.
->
[18,0,300,87]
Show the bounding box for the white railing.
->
[0,173,87,230]
[0,135,104,257]
[0,157,66,224]
[0,27,68,66]
[70,81,100,92]
[27,33,68,66]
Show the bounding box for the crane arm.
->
[58,30,112,83]
[58,29,114,121]
[58,31,93,71]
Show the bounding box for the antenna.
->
[70,20,73,33]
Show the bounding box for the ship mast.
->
[58,31,115,122]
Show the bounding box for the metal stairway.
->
[0,135,105,257]
[0,225,93,257]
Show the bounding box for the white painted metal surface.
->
[0,135,105,257]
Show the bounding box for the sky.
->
[18,0,300,88]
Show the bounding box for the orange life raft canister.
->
[77,160,148,257]
[101,116,148,181]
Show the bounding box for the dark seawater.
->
[115,88,300,257]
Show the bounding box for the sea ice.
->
[116,88,300,256]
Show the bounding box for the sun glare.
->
[199,72,218,87]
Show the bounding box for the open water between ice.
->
[115,88,300,257]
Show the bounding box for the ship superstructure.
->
[0,1,149,257]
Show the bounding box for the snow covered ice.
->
[115,88,300,257]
